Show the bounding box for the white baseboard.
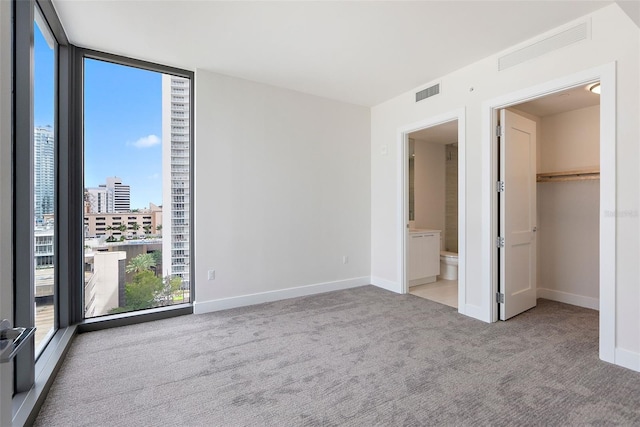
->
[537,288,599,311]
[615,347,640,372]
[370,276,401,293]
[193,276,370,314]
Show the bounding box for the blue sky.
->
[34,25,54,129]
[35,24,164,210]
[84,59,163,209]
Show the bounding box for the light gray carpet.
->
[35,285,640,426]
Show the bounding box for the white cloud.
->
[132,134,160,148]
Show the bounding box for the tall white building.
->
[35,125,55,222]
[105,176,130,212]
[85,177,129,214]
[85,185,114,213]
[162,75,190,289]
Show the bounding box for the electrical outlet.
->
[207,270,215,281]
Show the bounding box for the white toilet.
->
[439,251,458,280]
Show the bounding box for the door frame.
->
[481,63,616,363]
[397,108,466,313]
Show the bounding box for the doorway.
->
[398,109,466,313]
[497,85,601,320]
[407,122,459,308]
[484,63,616,363]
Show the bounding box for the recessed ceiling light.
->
[589,83,601,94]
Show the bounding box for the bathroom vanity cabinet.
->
[408,230,440,287]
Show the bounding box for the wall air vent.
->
[498,21,589,71]
[415,83,440,102]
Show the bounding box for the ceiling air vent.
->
[498,21,589,71]
[416,84,440,102]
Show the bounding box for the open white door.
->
[499,109,537,320]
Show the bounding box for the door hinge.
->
[496,236,505,248]
[496,292,505,304]
[496,181,505,192]
[496,125,502,137]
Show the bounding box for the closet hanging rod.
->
[537,168,600,182]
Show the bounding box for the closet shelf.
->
[537,168,600,182]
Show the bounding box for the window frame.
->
[74,49,195,329]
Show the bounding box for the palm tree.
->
[129,222,140,238]
[118,224,127,233]
[156,224,162,235]
[143,224,152,235]
[126,253,157,274]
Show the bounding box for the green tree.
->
[143,224,152,235]
[129,222,140,237]
[126,253,156,274]
[105,225,114,242]
[150,251,162,268]
[156,224,162,235]
[124,270,163,310]
[118,224,127,233]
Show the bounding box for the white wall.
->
[370,4,639,363]
[540,105,600,173]
[537,106,600,309]
[538,180,599,307]
[413,140,445,239]
[194,70,371,311]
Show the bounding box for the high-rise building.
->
[85,185,114,213]
[105,176,131,213]
[85,177,129,214]
[162,75,190,288]
[34,125,55,222]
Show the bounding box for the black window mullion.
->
[13,0,36,393]
[56,44,84,327]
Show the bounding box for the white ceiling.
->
[52,1,614,107]
[513,83,601,117]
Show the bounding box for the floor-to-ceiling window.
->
[33,4,57,353]
[82,58,192,318]
[12,0,61,415]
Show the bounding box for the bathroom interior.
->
[407,120,459,308]
[407,82,600,314]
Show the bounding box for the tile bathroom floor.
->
[409,279,458,308]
